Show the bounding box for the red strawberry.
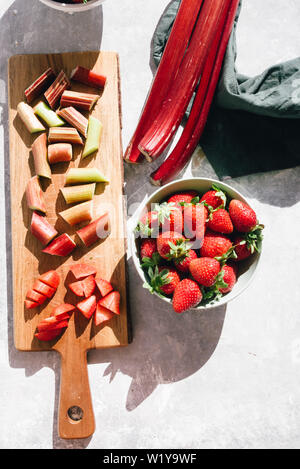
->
[147,266,180,296]
[200,230,232,258]
[189,257,220,287]
[69,264,97,280]
[69,279,85,297]
[156,231,188,260]
[95,278,114,297]
[183,203,207,248]
[94,302,115,326]
[167,191,199,209]
[228,199,257,232]
[140,238,158,260]
[136,210,159,236]
[82,275,96,297]
[77,295,97,319]
[155,202,183,233]
[233,235,252,261]
[38,270,60,289]
[200,186,226,209]
[26,289,47,305]
[218,264,237,294]
[174,249,197,273]
[25,299,39,309]
[207,208,233,234]
[98,291,120,315]
[172,279,202,313]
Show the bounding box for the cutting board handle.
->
[58,347,95,439]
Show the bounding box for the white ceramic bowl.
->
[39,0,105,13]
[130,177,261,310]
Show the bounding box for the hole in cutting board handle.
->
[68,406,84,422]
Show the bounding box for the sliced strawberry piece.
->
[98,291,120,315]
[69,279,85,297]
[34,329,62,341]
[95,277,113,297]
[51,303,75,317]
[69,263,97,280]
[94,302,115,326]
[24,299,39,309]
[32,280,56,299]
[37,317,69,332]
[26,289,47,305]
[77,295,97,319]
[82,275,96,297]
[39,270,60,289]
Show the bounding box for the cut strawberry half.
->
[77,295,97,319]
[94,302,114,326]
[38,270,60,289]
[69,263,97,280]
[37,318,69,333]
[95,277,113,297]
[34,329,62,341]
[24,299,39,309]
[69,280,85,297]
[32,280,56,299]
[98,291,120,315]
[82,275,96,298]
[50,303,75,320]
[26,289,47,306]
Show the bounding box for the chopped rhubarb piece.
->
[25,299,39,309]
[34,101,65,127]
[51,303,75,318]
[59,200,93,226]
[70,66,106,89]
[60,90,100,111]
[48,127,83,145]
[82,116,103,159]
[57,107,88,137]
[76,213,110,248]
[31,133,51,180]
[69,263,97,280]
[77,295,97,319]
[44,70,70,109]
[138,0,227,161]
[38,270,60,289]
[25,176,46,213]
[42,233,76,257]
[124,0,203,163]
[65,167,108,184]
[25,68,56,104]
[94,302,114,326]
[82,275,96,298]
[31,212,58,246]
[69,280,85,297]
[95,277,113,297]
[32,280,56,299]
[37,318,69,333]
[61,183,96,205]
[98,291,120,315]
[35,330,62,341]
[17,102,45,134]
[48,143,72,164]
[26,289,47,305]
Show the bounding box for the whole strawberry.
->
[189,257,220,287]
[200,230,232,258]
[174,249,197,273]
[218,264,237,294]
[200,185,226,209]
[232,225,264,261]
[156,202,183,233]
[228,199,257,232]
[183,203,207,248]
[156,231,189,260]
[172,279,202,313]
[232,235,252,261]
[207,208,233,234]
[136,210,159,237]
[167,190,199,209]
[140,238,157,260]
[146,266,180,296]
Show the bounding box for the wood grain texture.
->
[8,51,129,439]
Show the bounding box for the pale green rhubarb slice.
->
[65,168,108,185]
[17,102,45,134]
[60,183,96,204]
[31,133,51,179]
[59,200,93,226]
[82,116,103,159]
[34,101,65,127]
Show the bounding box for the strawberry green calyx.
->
[141,252,162,269]
[242,224,264,253]
[166,238,191,261]
[215,245,238,265]
[143,266,171,297]
[211,184,227,208]
[135,220,153,237]
[201,269,228,304]
[153,202,180,225]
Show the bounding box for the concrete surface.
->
[0,0,300,449]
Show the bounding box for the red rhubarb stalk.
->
[151,0,239,185]
[42,233,76,256]
[57,107,88,137]
[48,127,83,145]
[138,0,228,161]
[31,212,58,246]
[60,90,100,111]
[31,133,52,180]
[124,0,204,163]
[25,175,46,213]
[48,143,72,164]
[70,66,106,89]
[76,213,110,248]
[44,70,70,109]
[25,68,56,104]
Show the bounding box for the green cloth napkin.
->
[153,0,300,179]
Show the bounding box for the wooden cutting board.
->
[8,51,130,439]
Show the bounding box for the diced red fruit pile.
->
[137,185,264,313]
[25,270,60,309]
